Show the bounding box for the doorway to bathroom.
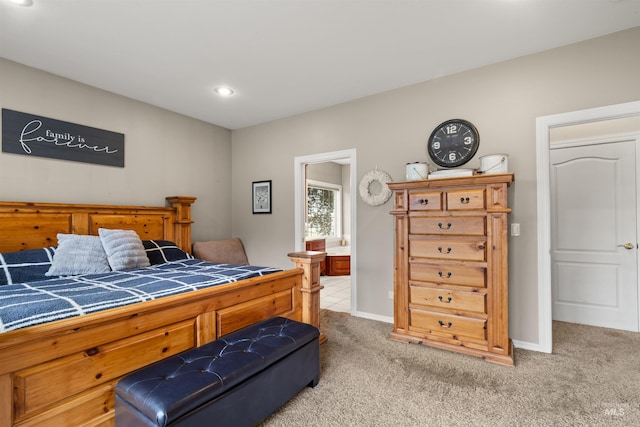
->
[294,149,357,314]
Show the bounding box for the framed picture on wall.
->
[252,180,272,214]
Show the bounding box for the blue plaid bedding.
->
[0,259,282,333]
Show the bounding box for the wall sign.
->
[2,109,125,167]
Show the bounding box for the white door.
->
[550,139,639,332]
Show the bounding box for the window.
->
[306,180,341,239]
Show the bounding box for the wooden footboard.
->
[0,197,325,427]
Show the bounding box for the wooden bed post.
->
[166,196,197,254]
[288,250,327,344]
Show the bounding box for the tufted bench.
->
[114,317,320,427]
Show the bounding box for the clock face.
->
[427,119,480,168]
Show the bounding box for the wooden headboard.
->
[0,196,196,253]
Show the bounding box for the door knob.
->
[618,243,635,250]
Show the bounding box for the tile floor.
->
[320,275,351,313]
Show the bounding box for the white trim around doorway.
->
[294,149,357,315]
[535,101,640,354]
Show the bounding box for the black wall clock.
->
[427,119,480,168]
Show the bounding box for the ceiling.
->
[1,0,639,130]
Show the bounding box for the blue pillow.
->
[0,247,56,285]
[143,240,193,265]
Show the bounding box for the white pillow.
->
[98,228,150,271]
[46,234,111,276]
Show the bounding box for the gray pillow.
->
[45,234,111,276]
[98,228,150,271]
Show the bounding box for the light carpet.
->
[261,309,640,426]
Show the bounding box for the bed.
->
[0,196,325,427]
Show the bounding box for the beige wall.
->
[551,116,640,143]
[231,27,640,346]
[306,162,343,185]
[0,59,232,242]
[2,27,638,348]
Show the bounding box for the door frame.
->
[549,137,639,331]
[294,149,357,314]
[536,101,640,353]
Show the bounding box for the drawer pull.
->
[438,320,453,328]
[460,197,470,204]
[438,246,452,254]
[438,271,452,279]
[438,295,452,303]
[85,347,99,357]
[418,199,429,205]
[438,222,452,230]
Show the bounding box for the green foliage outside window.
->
[307,186,336,237]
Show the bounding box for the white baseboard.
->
[512,339,551,353]
[353,310,393,324]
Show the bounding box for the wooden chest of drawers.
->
[306,239,326,275]
[388,173,514,366]
[326,255,351,276]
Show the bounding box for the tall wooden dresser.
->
[388,173,514,366]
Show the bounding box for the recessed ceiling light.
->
[214,86,235,97]
[9,0,33,6]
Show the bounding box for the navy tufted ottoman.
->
[114,317,320,427]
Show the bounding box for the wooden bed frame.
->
[0,196,325,427]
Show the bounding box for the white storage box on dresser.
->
[388,173,514,366]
